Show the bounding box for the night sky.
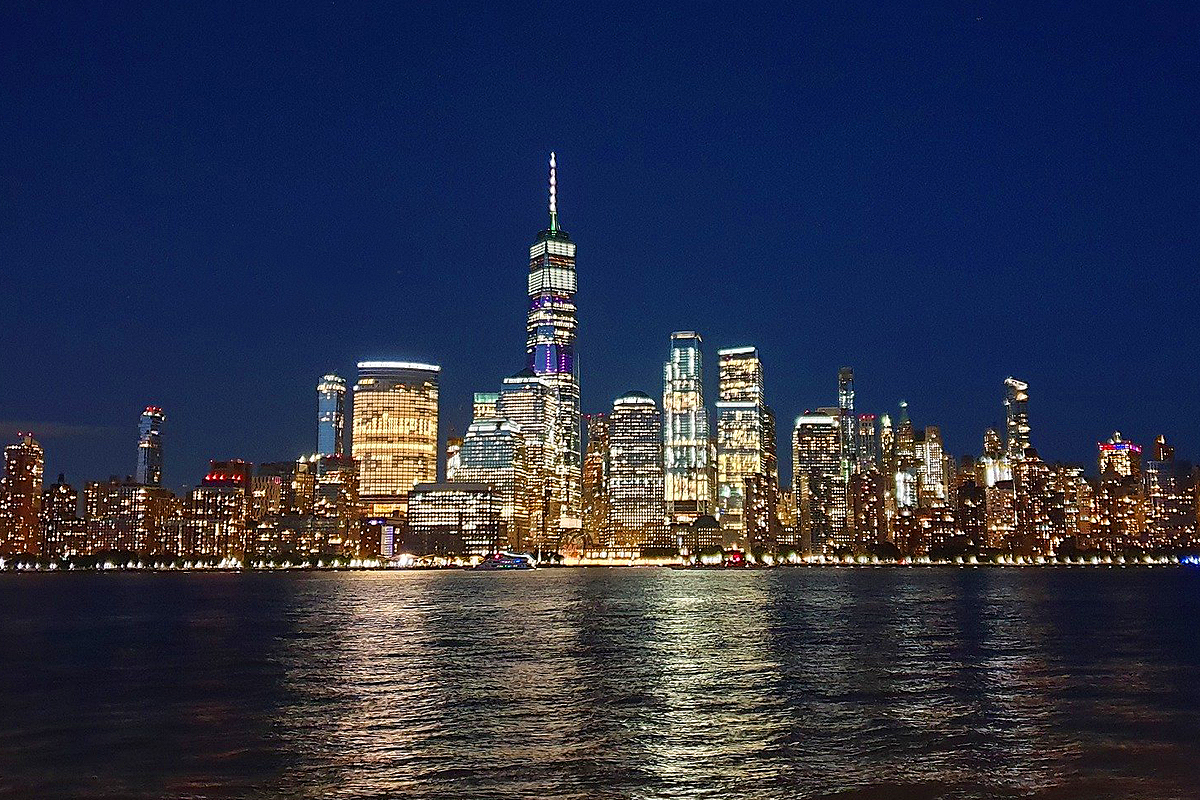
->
[3,2,1197,491]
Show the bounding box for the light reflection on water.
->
[0,567,1197,799]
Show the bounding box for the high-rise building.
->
[41,474,86,558]
[524,153,582,533]
[317,373,347,457]
[582,413,612,551]
[793,413,846,553]
[716,347,769,540]
[663,332,715,523]
[1012,447,1055,555]
[473,392,500,421]
[86,478,181,555]
[838,367,857,474]
[1143,435,1194,548]
[1098,432,1142,478]
[136,407,165,487]
[857,414,878,469]
[1,433,44,556]
[183,460,252,559]
[450,418,530,552]
[351,361,440,518]
[979,427,1013,486]
[916,426,948,506]
[498,369,561,550]
[608,392,666,556]
[407,483,502,557]
[1004,377,1031,458]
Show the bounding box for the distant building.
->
[351,361,440,518]
[1144,435,1196,548]
[663,332,715,523]
[450,418,530,552]
[608,392,666,556]
[0,433,44,556]
[498,369,562,549]
[793,413,845,553]
[41,474,87,558]
[316,373,347,457]
[407,483,502,557]
[1099,432,1142,479]
[582,413,612,552]
[857,414,878,469]
[86,478,181,555]
[183,460,252,559]
[136,407,166,486]
[1004,377,1031,459]
[716,347,771,540]
[838,367,857,474]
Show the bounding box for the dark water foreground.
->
[0,568,1197,799]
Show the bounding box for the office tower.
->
[133,407,166,487]
[182,460,252,559]
[978,427,1013,486]
[524,153,582,532]
[743,473,778,551]
[1098,432,1142,478]
[407,483,502,558]
[1049,464,1093,545]
[716,347,770,540]
[879,414,894,470]
[894,401,915,464]
[793,413,846,553]
[955,478,987,549]
[838,367,857,472]
[1094,470,1144,552]
[445,437,463,477]
[313,454,360,554]
[41,474,86,559]
[86,478,181,555]
[473,392,500,421]
[663,332,715,523]
[1012,447,1055,555]
[847,468,886,548]
[0,433,44,556]
[1003,377,1031,458]
[498,369,561,549]
[450,418,530,552]
[985,480,1017,547]
[258,459,316,516]
[608,392,666,556]
[1143,435,1195,548]
[582,413,612,550]
[317,373,347,457]
[351,361,440,518]
[857,414,878,468]
[916,426,947,506]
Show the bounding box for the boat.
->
[471,552,536,571]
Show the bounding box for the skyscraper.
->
[1004,377,1031,458]
[498,369,561,550]
[1,433,44,556]
[525,152,582,532]
[608,392,666,556]
[450,417,530,552]
[1098,431,1142,478]
[663,331,714,523]
[716,346,769,540]
[351,361,440,518]
[316,373,347,457]
[838,367,857,473]
[793,413,845,553]
[136,406,165,487]
[857,414,878,469]
[582,413,612,551]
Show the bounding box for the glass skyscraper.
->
[450,417,530,552]
[136,406,165,487]
[716,346,769,540]
[524,153,581,532]
[608,391,665,556]
[316,373,346,457]
[663,331,714,523]
[351,361,440,518]
[1004,377,1030,458]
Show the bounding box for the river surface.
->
[0,567,1197,799]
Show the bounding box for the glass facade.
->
[663,332,714,523]
[608,392,665,556]
[450,418,530,552]
[715,347,770,539]
[1004,377,1030,458]
[792,413,846,553]
[316,373,346,457]
[351,361,440,518]
[498,371,561,550]
[136,406,165,486]
[407,483,502,557]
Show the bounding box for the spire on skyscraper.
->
[548,151,558,232]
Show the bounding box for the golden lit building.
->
[0,433,44,556]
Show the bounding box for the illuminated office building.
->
[1,433,44,556]
[351,361,439,518]
[838,367,857,473]
[978,427,1013,487]
[582,413,612,550]
[915,426,947,506]
[857,414,878,469]
[1012,447,1055,555]
[445,437,463,477]
[608,392,666,556]
[498,369,561,550]
[41,474,86,558]
[1143,435,1194,548]
[793,412,845,553]
[136,406,165,486]
[663,331,715,523]
[316,373,347,457]
[955,479,987,549]
[313,454,360,553]
[848,468,886,548]
[1004,377,1031,458]
[1094,471,1144,551]
[879,414,894,471]
[183,460,252,559]
[716,347,770,539]
[450,418,530,552]
[258,459,316,516]
[1098,432,1142,478]
[407,483,502,557]
[86,478,181,555]
[473,392,499,421]
[985,480,1017,547]
[524,153,582,531]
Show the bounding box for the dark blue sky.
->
[3,2,1197,490]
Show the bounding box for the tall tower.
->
[525,152,582,531]
[608,392,666,556]
[317,373,347,457]
[1,433,45,556]
[1004,377,1030,458]
[351,361,440,518]
[136,406,165,486]
[663,332,714,523]
[837,367,856,474]
[715,346,769,541]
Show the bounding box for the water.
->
[0,567,1197,799]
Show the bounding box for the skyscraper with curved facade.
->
[524,153,581,533]
[136,406,165,486]
[351,361,439,518]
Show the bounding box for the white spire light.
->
[549,151,558,231]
